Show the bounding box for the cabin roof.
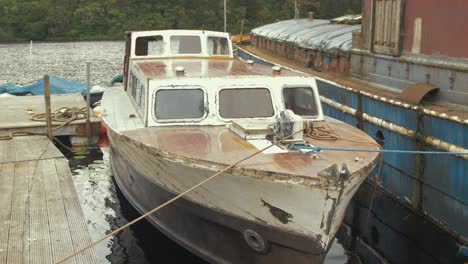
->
[132,58,305,79]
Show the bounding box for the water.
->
[68,147,204,263]
[66,145,466,264]
[66,146,351,264]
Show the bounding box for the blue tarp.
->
[0,76,86,96]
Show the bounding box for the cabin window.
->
[170,36,202,54]
[207,37,229,55]
[140,84,146,109]
[130,73,137,99]
[283,87,318,117]
[155,89,205,120]
[135,36,164,56]
[136,81,142,106]
[219,88,274,118]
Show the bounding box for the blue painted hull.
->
[236,47,467,247]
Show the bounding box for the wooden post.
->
[86,63,91,143]
[44,75,53,140]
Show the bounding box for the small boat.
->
[101,29,379,263]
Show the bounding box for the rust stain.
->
[398,83,439,104]
[261,199,293,224]
[324,193,337,235]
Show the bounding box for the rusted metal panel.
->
[397,83,439,104]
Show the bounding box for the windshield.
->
[135,35,164,56]
[283,87,318,116]
[170,35,202,54]
[155,89,205,120]
[219,88,274,118]
[207,37,230,55]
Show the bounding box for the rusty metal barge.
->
[235,0,467,262]
[101,30,380,263]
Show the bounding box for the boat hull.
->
[106,126,372,263]
[110,147,327,263]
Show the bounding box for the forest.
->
[0,0,361,42]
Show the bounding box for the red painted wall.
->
[402,0,468,58]
[361,0,468,58]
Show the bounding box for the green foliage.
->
[0,0,361,42]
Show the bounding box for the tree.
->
[0,0,362,42]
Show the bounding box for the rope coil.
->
[31,106,88,123]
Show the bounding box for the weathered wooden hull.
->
[107,127,373,263]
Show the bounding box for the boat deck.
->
[121,121,379,180]
[0,94,100,136]
[0,136,98,263]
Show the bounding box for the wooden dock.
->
[0,94,100,137]
[0,136,98,264]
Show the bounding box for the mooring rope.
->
[289,145,468,156]
[56,128,306,264]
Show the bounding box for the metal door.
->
[372,0,403,56]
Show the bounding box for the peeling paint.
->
[261,199,293,224]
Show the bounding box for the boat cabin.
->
[122,30,324,138]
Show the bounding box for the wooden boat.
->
[101,30,379,263]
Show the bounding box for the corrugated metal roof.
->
[251,17,361,54]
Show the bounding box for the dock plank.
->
[0,140,6,163]
[29,159,53,264]
[55,158,98,264]
[0,163,15,263]
[7,161,30,264]
[14,136,63,162]
[43,159,77,264]
[0,136,98,264]
[3,137,17,164]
